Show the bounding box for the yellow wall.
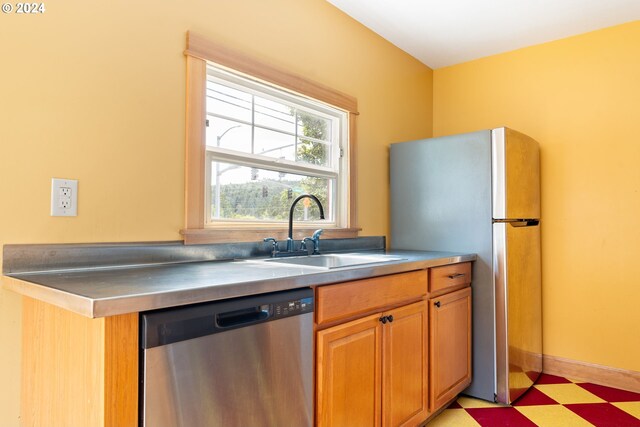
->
[434,21,640,372]
[0,0,433,424]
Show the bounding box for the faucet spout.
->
[287,194,325,252]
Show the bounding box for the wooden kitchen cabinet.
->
[316,271,429,427]
[382,301,429,427]
[429,286,472,411]
[316,270,427,326]
[428,262,472,296]
[316,313,383,427]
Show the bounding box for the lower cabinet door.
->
[383,300,429,427]
[429,287,472,411]
[317,313,383,427]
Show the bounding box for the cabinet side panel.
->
[104,313,138,427]
[21,297,105,427]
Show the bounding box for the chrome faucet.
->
[286,194,325,252]
[263,237,279,257]
[301,228,324,255]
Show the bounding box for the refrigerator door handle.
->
[493,219,540,227]
[510,220,539,227]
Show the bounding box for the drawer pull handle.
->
[434,301,441,308]
[379,315,394,324]
[448,273,465,279]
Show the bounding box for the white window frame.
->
[203,65,349,228]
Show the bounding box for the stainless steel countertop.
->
[3,250,475,318]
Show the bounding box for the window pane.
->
[210,161,333,222]
[254,96,295,134]
[254,127,296,161]
[297,111,331,142]
[206,116,252,152]
[297,137,330,167]
[206,81,252,123]
[297,111,332,166]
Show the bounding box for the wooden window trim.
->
[182,31,360,244]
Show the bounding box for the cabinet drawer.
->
[429,262,472,294]
[316,270,427,326]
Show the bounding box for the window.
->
[183,32,359,244]
[204,66,348,226]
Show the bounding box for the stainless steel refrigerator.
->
[390,127,542,404]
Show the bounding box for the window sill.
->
[180,227,361,245]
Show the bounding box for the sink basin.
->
[258,253,406,269]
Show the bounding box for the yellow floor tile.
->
[534,383,606,404]
[427,408,481,426]
[456,396,505,408]
[613,401,640,418]
[516,405,594,427]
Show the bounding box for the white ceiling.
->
[326,0,640,69]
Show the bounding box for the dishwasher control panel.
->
[273,296,313,319]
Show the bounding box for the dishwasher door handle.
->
[216,305,270,328]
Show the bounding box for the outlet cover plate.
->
[51,178,78,216]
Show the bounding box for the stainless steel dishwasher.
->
[140,288,314,427]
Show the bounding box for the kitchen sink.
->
[256,253,406,269]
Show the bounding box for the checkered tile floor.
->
[428,374,640,426]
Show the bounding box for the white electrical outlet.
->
[59,187,72,198]
[51,178,78,216]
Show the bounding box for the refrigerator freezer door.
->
[492,128,541,220]
[494,221,542,404]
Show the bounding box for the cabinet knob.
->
[434,301,441,308]
[387,315,394,323]
[379,316,388,324]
